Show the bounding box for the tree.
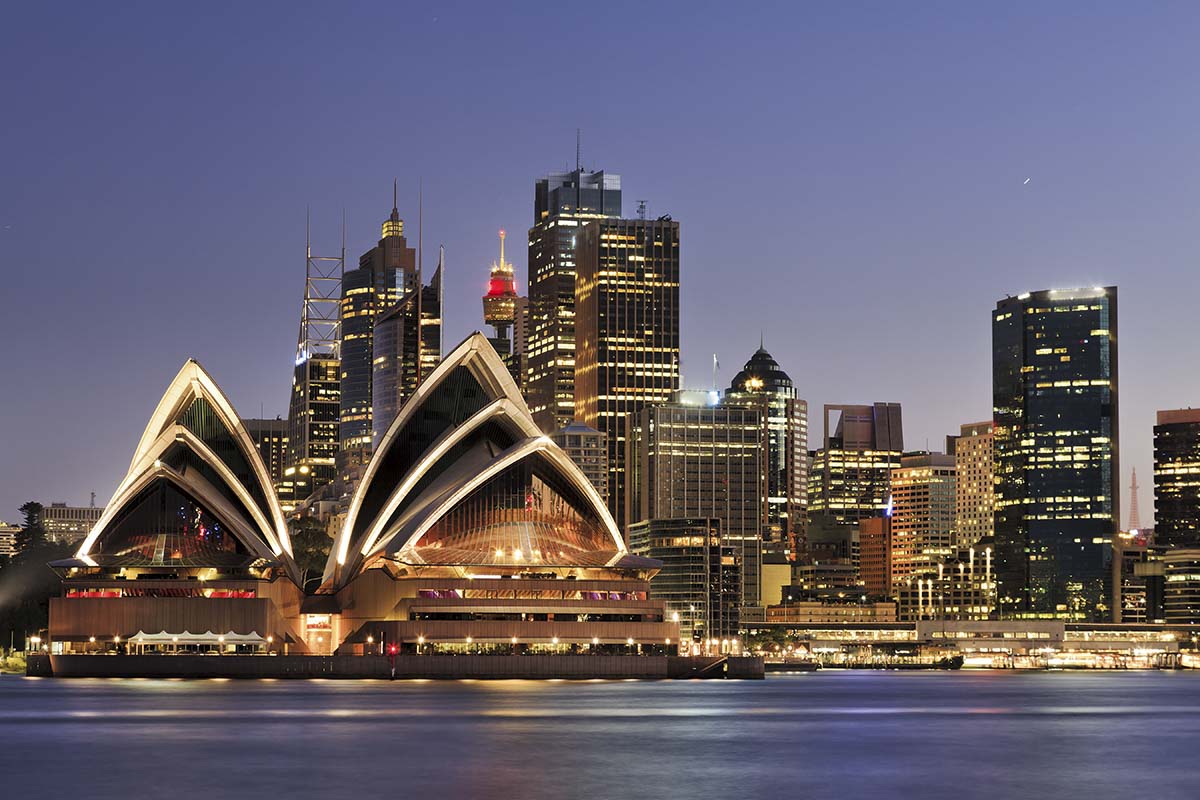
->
[15,502,46,556]
[289,515,332,593]
[0,501,71,654]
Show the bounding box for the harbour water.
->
[1,671,1197,799]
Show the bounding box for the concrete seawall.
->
[27,653,764,680]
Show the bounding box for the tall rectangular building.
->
[808,403,904,528]
[954,420,994,548]
[284,220,343,510]
[339,196,419,477]
[372,254,442,445]
[993,287,1118,621]
[627,517,741,645]
[626,403,762,607]
[284,356,340,510]
[244,417,289,486]
[1153,408,1200,549]
[576,216,681,529]
[889,452,957,587]
[526,169,621,433]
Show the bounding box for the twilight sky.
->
[3,2,1199,527]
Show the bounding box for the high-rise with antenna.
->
[337,184,421,486]
[481,229,524,385]
[526,154,622,432]
[370,192,442,449]
[281,212,344,511]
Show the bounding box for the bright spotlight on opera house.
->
[39,335,720,678]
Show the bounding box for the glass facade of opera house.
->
[46,335,679,656]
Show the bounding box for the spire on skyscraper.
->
[1129,467,1142,531]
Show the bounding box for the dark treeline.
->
[0,502,73,650]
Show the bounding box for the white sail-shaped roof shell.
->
[327,333,626,588]
[75,360,299,583]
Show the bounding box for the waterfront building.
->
[807,403,903,529]
[549,421,608,504]
[339,190,420,481]
[0,522,18,558]
[993,287,1119,621]
[575,215,681,529]
[954,421,994,548]
[243,418,288,486]
[745,618,1180,667]
[628,518,741,646]
[526,168,622,433]
[1154,408,1200,549]
[893,546,996,621]
[889,452,957,586]
[46,340,677,658]
[626,402,763,607]
[323,333,677,654]
[765,600,897,624]
[40,503,104,545]
[725,345,808,559]
[49,360,308,652]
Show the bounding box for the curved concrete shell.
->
[328,333,627,588]
[74,360,300,584]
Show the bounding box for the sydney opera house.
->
[46,334,679,660]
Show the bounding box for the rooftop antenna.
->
[637,200,647,220]
[418,177,424,280]
[89,491,96,509]
[712,353,719,392]
[392,178,398,214]
[576,128,581,171]
[760,330,764,349]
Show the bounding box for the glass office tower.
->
[993,287,1119,621]
[526,169,621,433]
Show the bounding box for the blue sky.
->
[3,2,1199,525]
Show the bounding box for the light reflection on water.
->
[1,671,1198,799]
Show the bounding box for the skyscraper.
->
[371,247,442,445]
[244,417,289,486]
[626,402,762,607]
[526,168,621,432]
[888,452,957,587]
[283,219,343,511]
[339,187,418,479]
[807,403,904,528]
[575,216,681,529]
[481,229,523,385]
[993,287,1118,621]
[725,345,808,559]
[954,420,994,548]
[1153,408,1200,548]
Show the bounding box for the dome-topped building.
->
[725,343,808,561]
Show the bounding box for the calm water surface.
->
[1,670,1198,799]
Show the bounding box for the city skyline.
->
[6,5,1200,524]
